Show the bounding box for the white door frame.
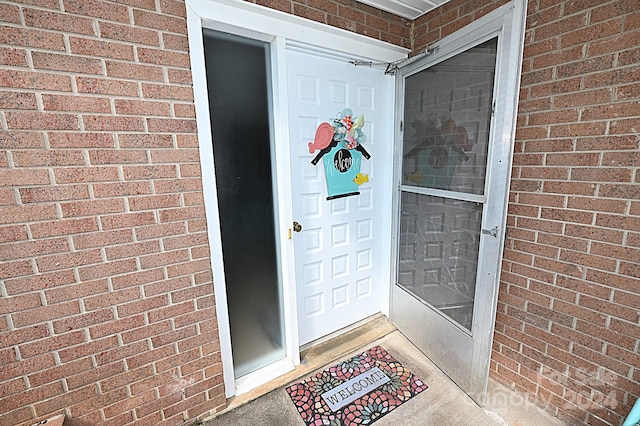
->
[186,0,408,397]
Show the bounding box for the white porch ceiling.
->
[359,0,451,20]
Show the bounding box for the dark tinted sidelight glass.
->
[203,29,285,377]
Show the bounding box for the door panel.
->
[287,47,390,346]
[391,2,525,405]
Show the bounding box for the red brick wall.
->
[0,1,224,425]
[415,1,640,424]
[2,0,637,424]
[247,0,412,49]
[0,1,409,425]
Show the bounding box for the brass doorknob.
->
[293,221,302,232]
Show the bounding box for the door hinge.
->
[400,120,403,132]
[491,100,496,116]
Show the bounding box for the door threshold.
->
[210,313,395,418]
[299,313,389,352]
[234,357,296,396]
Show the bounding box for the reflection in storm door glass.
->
[399,38,498,331]
[402,38,497,195]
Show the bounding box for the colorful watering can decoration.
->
[309,108,371,200]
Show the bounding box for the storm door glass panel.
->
[401,38,497,195]
[398,193,482,331]
[203,29,285,377]
[398,38,498,331]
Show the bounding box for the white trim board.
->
[186,0,408,399]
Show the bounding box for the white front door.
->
[390,3,525,405]
[287,45,394,345]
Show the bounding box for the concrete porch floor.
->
[204,317,566,425]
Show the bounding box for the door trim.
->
[186,0,408,398]
[389,1,526,405]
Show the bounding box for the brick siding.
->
[248,0,412,49]
[414,1,640,424]
[0,1,224,425]
[2,0,638,425]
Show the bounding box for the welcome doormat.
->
[286,346,427,425]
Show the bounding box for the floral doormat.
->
[286,346,427,425]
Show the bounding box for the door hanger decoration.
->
[308,108,371,200]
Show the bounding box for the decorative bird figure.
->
[308,122,334,154]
